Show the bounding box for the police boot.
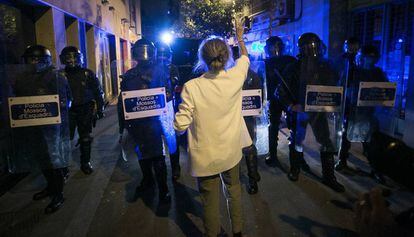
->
[243,145,260,194]
[170,151,181,182]
[45,169,65,214]
[136,159,155,193]
[321,152,345,193]
[33,169,54,201]
[287,147,301,182]
[80,139,93,175]
[153,156,171,203]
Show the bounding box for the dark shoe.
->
[33,188,49,201]
[370,170,386,184]
[136,178,155,193]
[247,179,258,195]
[322,177,345,193]
[45,193,64,214]
[233,232,242,237]
[80,162,94,175]
[287,168,300,181]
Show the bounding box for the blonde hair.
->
[194,36,234,74]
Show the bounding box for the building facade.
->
[0,0,142,101]
[245,0,414,147]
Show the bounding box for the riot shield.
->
[155,60,178,155]
[243,60,269,156]
[291,60,344,155]
[3,64,71,173]
[346,79,396,142]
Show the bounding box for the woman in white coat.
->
[174,19,250,237]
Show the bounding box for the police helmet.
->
[22,45,52,71]
[60,46,83,68]
[343,37,360,55]
[356,45,380,69]
[298,33,325,58]
[132,39,156,63]
[265,36,284,58]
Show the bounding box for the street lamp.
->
[161,31,174,45]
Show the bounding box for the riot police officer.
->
[155,42,181,181]
[59,46,104,175]
[118,39,171,203]
[279,33,345,192]
[11,45,72,213]
[232,46,261,194]
[337,45,388,184]
[264,36,299,167]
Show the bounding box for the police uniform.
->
[118,39,171,203]
[265,55,297,164]
[9,45,72,213]
[66,68,104,171]
[279,33,345,192]
[60,46,104,175]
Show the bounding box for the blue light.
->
[398,38,404,43]
[161,31,173,45]
[250,41,265,54]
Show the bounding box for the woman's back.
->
[175,55,250,177]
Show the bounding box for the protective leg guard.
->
[33,169,54,201]
[321,152,345,193]
[243,145,260,194]
[170,151,181,182]
[80,138,93,175]
[243,145,260,182]
[335,141,351,171]
[287,146,301,182]
[153,156,171,203]
[266,126,278,167]
[45,169,65,214]
[136,159,155,193]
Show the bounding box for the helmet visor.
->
[133,45,155,61]
[62,52,82,68]
[300,42,323,58]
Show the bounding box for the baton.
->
[273,68,297,103]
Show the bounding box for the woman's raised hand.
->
[234,16,245,43]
